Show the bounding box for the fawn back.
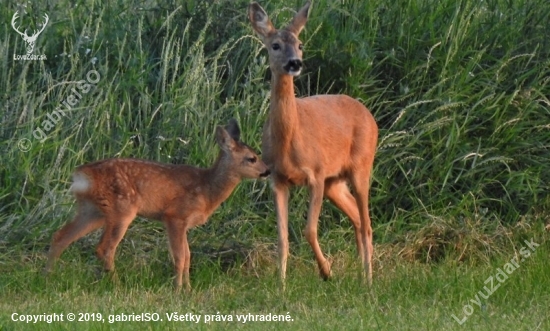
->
[45,119,270,290]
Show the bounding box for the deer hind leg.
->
[350,170,374,284]
[324,179,364,263]
[45,201,105,273]
[96,210,137,272]
[165,221,190,291]
[272,180,290,285]
[304,173,331,280]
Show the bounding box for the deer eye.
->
[247,156,257,164]
[272,43,281,51]
[299,44,304,50]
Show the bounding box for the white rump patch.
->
[70,172,90,193]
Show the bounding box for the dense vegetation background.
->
[2,0,548,253]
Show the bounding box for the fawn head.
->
[249,1,311,76]
[216,119,270,179]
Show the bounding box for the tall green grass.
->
[2,0,548,249]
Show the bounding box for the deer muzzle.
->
[259,169,271,178]
[284,59,303,75]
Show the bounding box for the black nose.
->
[260,169,271,177]
[285,59,302,72]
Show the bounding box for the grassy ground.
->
[1,0,550,330]
[1,228,549,330]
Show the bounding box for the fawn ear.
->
[249,2,275,39]
[225,118,241,141]
[286,1,311,35]
[216,125,238,151]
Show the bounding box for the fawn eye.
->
[247,156,257,164]
[299,44,304,50]
[272,43,280,51]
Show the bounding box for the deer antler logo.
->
[11,11,49,55]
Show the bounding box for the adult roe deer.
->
[45,119,270,290]
[249,1,378,284]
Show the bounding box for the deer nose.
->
[284,59,302,73]
[260,169,271,178]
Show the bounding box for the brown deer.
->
[45,119,270,290]
[249,2,378,284]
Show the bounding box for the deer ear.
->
[287,1,311,35]
[215,126,237,151]
[249,2,275,39]
[225,118,241,142]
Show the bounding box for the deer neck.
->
[269,73,298,145]
[203,154,240,214]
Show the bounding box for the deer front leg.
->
[273,180,290,286]
[304,172,330,280]
[182,232,191,292]
[165,221,189,292]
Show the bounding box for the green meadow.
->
[1,0,549,330]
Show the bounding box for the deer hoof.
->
[319,260,332,281]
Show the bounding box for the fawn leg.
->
[96,212,136,272]
[165,221,190,291]
[46,202,104,272]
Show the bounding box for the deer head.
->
[249,1,311,76]
[11,11,49,55]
